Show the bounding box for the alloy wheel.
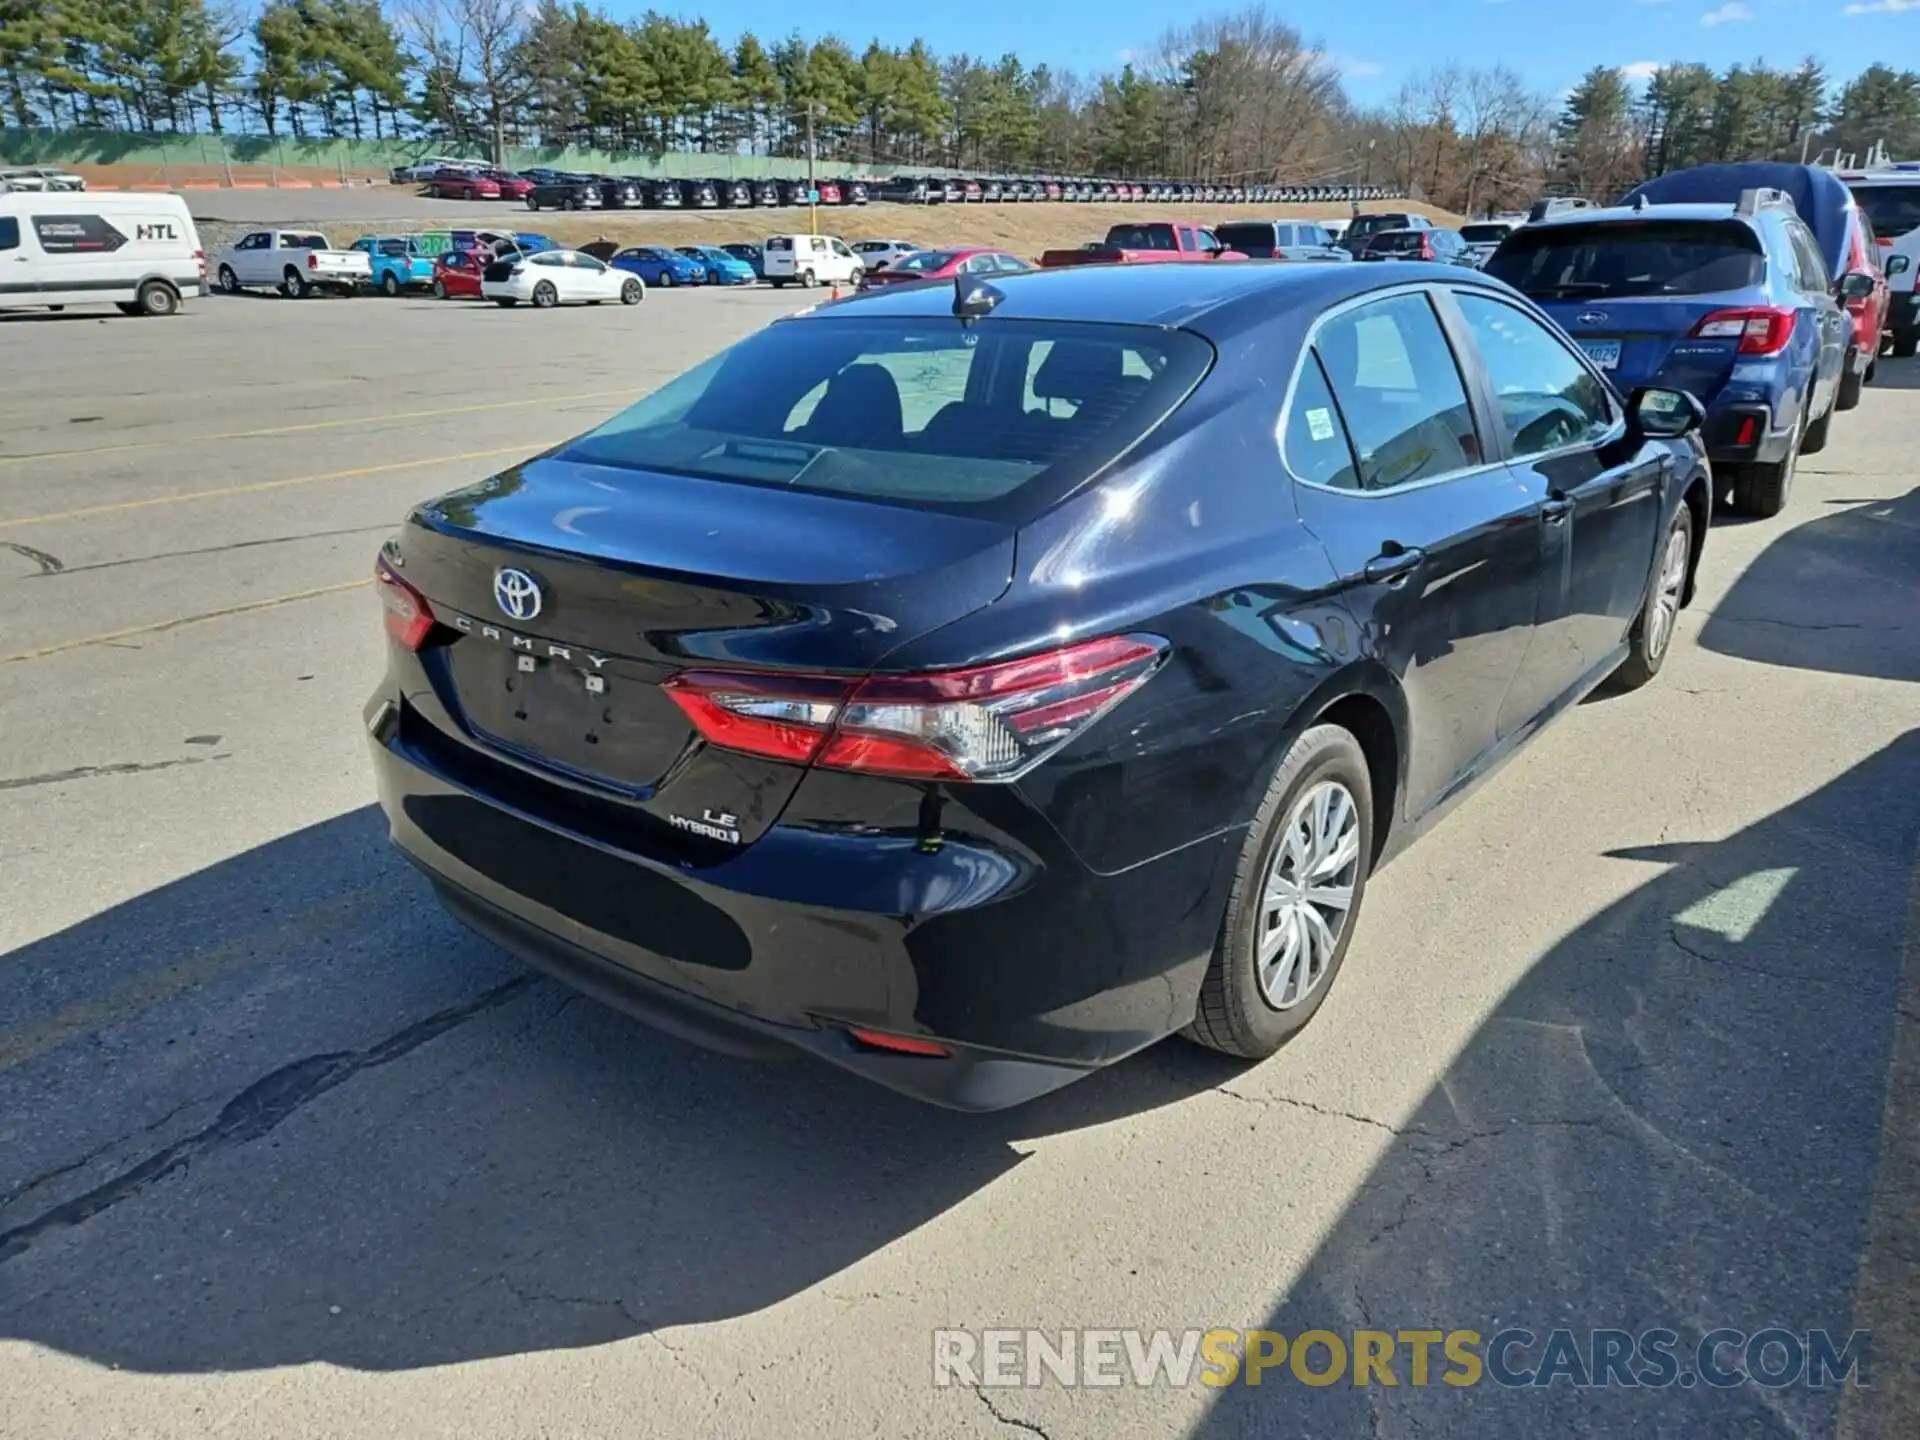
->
[1647,524,1689,663]
[1256,780,1362,1010]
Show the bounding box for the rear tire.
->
[532,281,558,309]
[1611,502,1693,692]
[380,271,401,297]
[1801,394,1832,455]
[281,268,307,299]
[1184,724,1374,1060]
[217,265,239,294]
[136,280,177,316]
[1892,330,1919,360]
[800,267,817,287]
[526,196,540,211]
[1836,353,1865,411]
[432,278,447,299]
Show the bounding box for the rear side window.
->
[1111,224,1177,250]
[1311,293,1480,492]
[0,217,16,251]
[1460,224,1510,244]
[1484,220,1765,299]
[1281,355,1359,490]
[560,317,1213,515]
[1848,184,1920,240]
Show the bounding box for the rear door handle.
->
[1362,546,1426,585]
[1542,495,1573,524]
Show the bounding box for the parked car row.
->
[876,176,1401,205]
[0,165,86,193]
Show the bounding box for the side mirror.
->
[1628,386,1705,439]
[1838,271,1877,301]
[1886,254,1911,279]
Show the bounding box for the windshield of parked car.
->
[1483,219,1766,298]
[887,250,961,273]
[1848,184,1920,240]
[1365,231,1427,255]
[559,317,1213,515]
[1460,223,1513,244]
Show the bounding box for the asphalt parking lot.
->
[1,289,1916,1439]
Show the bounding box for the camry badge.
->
[493,567,543,622]
[1577,310,1608,327]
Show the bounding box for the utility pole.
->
[806,102,818,237]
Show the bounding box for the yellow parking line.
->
[0,442,552,531]
[0,578,371,664]
[0,388,642,468]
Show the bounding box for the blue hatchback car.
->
[1484,193,1859,517]
[609,246,707,287]
[676,244,758,285]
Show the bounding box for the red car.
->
[817,180,843,205]
[428,168,500,201]
[857,245,1031,290]
[430,248,488,299]
[483,170,534,201]
[1840,202,1890,402]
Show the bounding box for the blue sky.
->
[632,0,1920,103]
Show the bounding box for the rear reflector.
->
[663,634,1168,783]
[1691,306,1796,356]
[375,556,435,651]
[846,1027,950,1057]
[1736,416,1757,447]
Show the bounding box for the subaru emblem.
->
[493,567,543,622]
[1577,310,1608,327]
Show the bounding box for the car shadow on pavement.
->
[0,805,1218,1373]
[1190,730,1920,1438]
[1696,485,1920,682]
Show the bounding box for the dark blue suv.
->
[1484,192,1858,518]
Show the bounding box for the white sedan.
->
[852,238,921,271]
[482,250,645,309]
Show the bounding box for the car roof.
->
[821,260,1476,336]
[1525,202,1753,230]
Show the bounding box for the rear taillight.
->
[194,248,205,277]
[846,1027,950,1057]
[1690,306,1796,356]
[1420,235,1435,260]
[307,252,319,270]
[375,557,435,651]
[663,634,1167,782]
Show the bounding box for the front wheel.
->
[1185,724,1374,1060]
[531,281,558,309]
[662,269,676,287]
[1611,503,1694,692]
[620,279,643,305]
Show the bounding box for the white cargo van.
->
[0,191,205,316]
[762,233,863,288]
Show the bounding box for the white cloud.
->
[1619,60,1664,80]
[1115,49,1135,63]
[1844,0,1920,13]
[1310,50,1385,78]
[1700,2,1753,23]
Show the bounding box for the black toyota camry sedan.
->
[367,262,1711,1110]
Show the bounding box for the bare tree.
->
[398,0,532,161]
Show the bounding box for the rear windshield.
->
[1215,224,1277,251]
[557,317,1213,516]
[1107,224,1178,250]
[283,234,328,249]
[1366,232,1425,254]
[1460,223,1512,243]
[1348,215,1410,238]
[1483,220,1765,298]
[1848,183,1920,240]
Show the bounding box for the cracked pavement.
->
[1,299,1916,1438]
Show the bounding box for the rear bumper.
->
[368,696,1230,1110]
[1704,400,1795,466]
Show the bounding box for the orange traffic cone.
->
[829,279,843,301]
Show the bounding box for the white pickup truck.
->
[213,229,372,298]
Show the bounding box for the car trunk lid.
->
[396,456,1016,853]
[1535,292,1758,399]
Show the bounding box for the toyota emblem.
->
[1576,310,1608,327]
[493,567,543,622]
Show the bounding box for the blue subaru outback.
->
[1484,191,1860,517]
